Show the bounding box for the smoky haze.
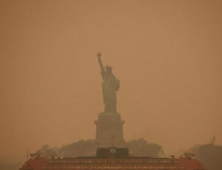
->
[0,0,222,164]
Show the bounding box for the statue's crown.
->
[106,65,112,70]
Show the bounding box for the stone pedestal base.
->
[95,112,125,147]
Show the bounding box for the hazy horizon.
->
[0,0,222,162]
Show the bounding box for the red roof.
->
[20,157,48,170]
[179,157,206,170]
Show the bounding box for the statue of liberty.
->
[97,53,120,113]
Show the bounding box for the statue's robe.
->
[102,72,119,112]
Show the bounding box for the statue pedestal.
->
[95,112,125,147]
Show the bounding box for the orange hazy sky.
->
[0,0,222,162]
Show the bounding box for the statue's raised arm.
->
[97,53,105,76]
